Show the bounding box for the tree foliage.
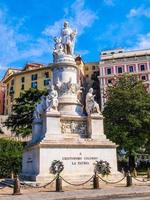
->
[0,138,25,178]
[103,75,150,159]
[5,88,47,137]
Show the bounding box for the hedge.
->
[0,138,25,178]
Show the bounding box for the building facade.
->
[0,83,5,115]
[99,49,150,110]
[3,63,52,114]
[84,62,100,104]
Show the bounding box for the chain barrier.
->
[20,176,57,189]
[97,174,126,184]
[0,186,5,190]
[0,181,14,189]
[132,176,150,183]
[60,175,94,186]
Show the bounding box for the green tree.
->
[5,88,47,137]
[0,138,25,178]
[103,75,150,170]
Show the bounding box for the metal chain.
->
[132,176,150,183]
[60,175,94,186]
[0,182,13,189]
[20,176,57,189]
[97,174,126,184]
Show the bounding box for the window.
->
[85,66,88,71]
[21,77,25,83]
[108,79,112,84]
[140,64,145,71]
[31,74,38,81]
[118,67,122,74]
[129,66,134,73]
[9,86,14,94]
[31,81,37,89]
[44,79,50,86]
[21,84,24,90]
[11,79,14,85]
[45,72,49,78]
[92,65,95,70]
[107,68,112,75]
[141,75,146,81]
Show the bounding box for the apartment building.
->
[99,49,150,110]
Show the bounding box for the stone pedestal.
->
[21,139,117,182]
[88,114,106,140]
[53,55,83,117]
[43,110,63,140]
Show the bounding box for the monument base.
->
[21,138,118,182]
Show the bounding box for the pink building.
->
[99,49,150,110]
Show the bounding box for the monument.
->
[22,21,118,182]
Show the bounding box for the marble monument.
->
[22,21,118,182]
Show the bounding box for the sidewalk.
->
[1,185,150,200]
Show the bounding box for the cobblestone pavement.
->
[1,186,150,200]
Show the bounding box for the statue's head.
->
[89,88,93,93]
[54,37,61,44]
[51,85,54,90]
[64,21,69,28]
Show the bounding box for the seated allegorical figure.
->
[85,88,101,115]
[46,84,58,111]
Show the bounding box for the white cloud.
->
[131,33,150,50]
[127,6,150,18]
[43,0,98,38]
[103,0,115,6]
[76,49,90,56]
[0,8,50,74]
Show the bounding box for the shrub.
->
[0,138,25,178]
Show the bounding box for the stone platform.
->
[22,138,117,182]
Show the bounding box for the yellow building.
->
[84,62,99,86]
[3,63,52,114]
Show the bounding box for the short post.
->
[121,168,125,176]
[11,171,14,179]
[56,173,63,192]
[13,175,21,195]
[93,172,99,189]
[147,168,150,179]
[132,168,137,177]
[126,171,132,187]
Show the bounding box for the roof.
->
[101,48,150,61]
[2,63,53,84]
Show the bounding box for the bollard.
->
[13,175,21,195]
[147,168,150,179]
[121,168,125,176]
[93,172,99,189]
[56,174,63,192]
[126,171,132,187]
[11,171,14,179]
[132,168,137,177]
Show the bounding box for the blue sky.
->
[0,0,150,79]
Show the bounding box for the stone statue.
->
[53,37,64,62]
[61,21,77,55]
[86,88,101,115]
[46,84,58,111]
[33,96,46,119]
